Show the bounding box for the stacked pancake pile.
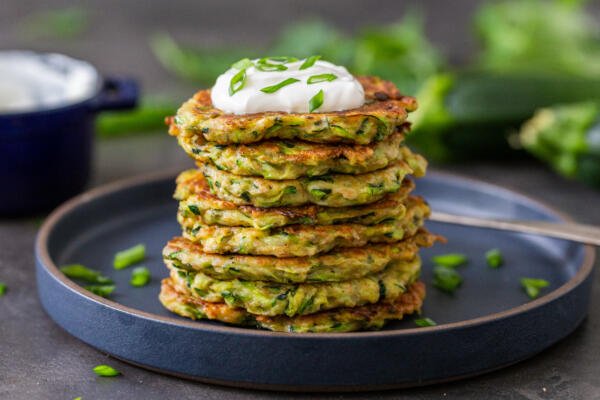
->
[160,75,439,332]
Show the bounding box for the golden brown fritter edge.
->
[160,277,426,333]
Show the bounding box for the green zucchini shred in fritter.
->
[167,256,421,317]
[159,278,426,332]
[200,158,424,208]
[179,196,429,257]
[163,229,438,283]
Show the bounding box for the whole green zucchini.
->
[408,73,600,162]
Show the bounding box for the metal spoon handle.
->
[430,211,600,246]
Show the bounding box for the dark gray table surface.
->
[2,1,600,399]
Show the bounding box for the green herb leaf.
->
[84,285,115,298]
[231,58,253,70]
[520,277,549,299]
[485,248,504,268]
[60,264,113,284]
[431,253,468,268]
[307,73,338,84]
[308,89,324,112]
[229,68,247,96]
[260,78,300,93]
[113,244,146,270]
[299,55,322,70]
[130,266,151,287]
[433,265,463,293]
[414,317,437,327]
[93,364,120,377]
[255,62,288,72]
[0,282,6,296]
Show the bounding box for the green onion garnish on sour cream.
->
[307,73,338,84]
[216,56,365,114]
[309,89,324,113]
[228,68,247,96]
[260,78,300,93]
[300,55,321,70]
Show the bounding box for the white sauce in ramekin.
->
[0,51,99,114]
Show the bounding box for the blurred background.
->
[1,0,600,192]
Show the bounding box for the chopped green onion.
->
[60,264,113,284]
[431,253,468,268]
[414,317,437,327]
[433,265,463,293]
[84,285,115,298]
[231,58,253,70]
[486,248,504,268]
[307,73,338,84]
[0,282,6,296]
[308,89,324,112]
[255,62,288,72]
[259,56,298,64]
[520,278,550,299]
[260,78,300,93]
[229,68,247,96]
[113,244,146,270]
[93,364,120,377]
[299,55,321,70]
[130,266,151,287]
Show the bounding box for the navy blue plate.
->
[35,171,595,391]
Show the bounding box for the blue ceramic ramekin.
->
[0,51,138,216]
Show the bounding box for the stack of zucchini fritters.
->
[160,76,439,333]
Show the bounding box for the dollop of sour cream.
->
[211,58,365,114]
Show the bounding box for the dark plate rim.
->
[35,169,596,340]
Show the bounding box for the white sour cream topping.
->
[211,59,365,114]
[0,51,99,114]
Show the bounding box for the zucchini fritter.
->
[173,76,418,145]
[176,170,414,229]
[160,278,425,333]
[181,196,429,257]
[172,124,413,179]
[168,256,421,317]
[200,158,425,208]
[164,229,438,283]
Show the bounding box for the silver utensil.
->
[430,211,600,246]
